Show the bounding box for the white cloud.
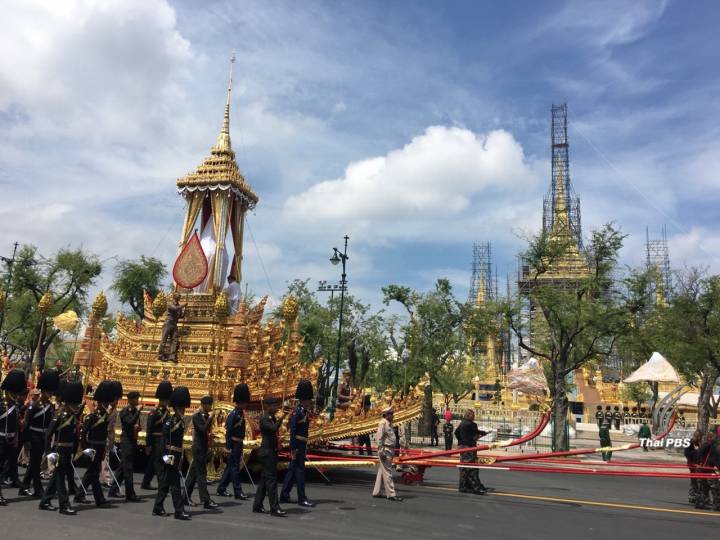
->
[284,126,538,226]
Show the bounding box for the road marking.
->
[425,485,720,518]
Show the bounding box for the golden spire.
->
[475,271,486,306]
[551,165,570,240]
[216,53,235,152]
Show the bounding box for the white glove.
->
[46,452,59,465]
[82,448,96,459]
[162,454,175,466]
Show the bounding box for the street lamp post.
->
[401,348,410,397]
[328,235,349,420]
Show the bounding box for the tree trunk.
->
[420,383,433,436]
[696,372,718,440]
[552,374,570,451]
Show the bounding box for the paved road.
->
[1,466,717,539]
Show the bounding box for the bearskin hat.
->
[155,380,173,400]
[93,380,116,403]
[233,383,250,404]
[169,386,191,408]
[200,395,213,405]
[596,405,602,411]
[63,382,84,405]
[263,396,281,405]
[110,380,123,401]
[37,369,60,392]
[127,391,140,400]
[0,369,26,393]
[623,406,629,412]
[605,405,611,410]
[295,379,313,401]
[614,406,619,411]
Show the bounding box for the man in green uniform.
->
[598,414,612,462]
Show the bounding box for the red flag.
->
[173,231,209,289]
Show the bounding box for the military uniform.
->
[281,403,311,504]
[21,396,54,496]
[253,407,284,514]
[443,421,454,450]
[612,407,622,430]
[40,405,79,513]
[118,402,141,500]
[142,404,169,489]
[80,405,110,505]
[3,397,24,488]
[695,440,719,510]
[0,395,20,505]
[153,411,186,516]
[598,416,612,462]
[595,406,604,427]
[186,408,213,505]
[216,406,246,498]
[372,415,398,499]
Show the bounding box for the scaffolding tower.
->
[542,103,583,248]
[469,241,496,305]
[646,225,672,304]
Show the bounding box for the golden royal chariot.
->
[71,68,426,475]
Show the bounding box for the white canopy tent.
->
[623,351,680,384]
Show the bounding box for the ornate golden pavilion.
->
[72,64,426,447]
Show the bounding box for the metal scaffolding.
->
[469,241,496,305]
[646,225,672,304]
[542,103,583,248]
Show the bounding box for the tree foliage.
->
[111,256,167,319]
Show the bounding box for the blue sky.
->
[1,0,719,312]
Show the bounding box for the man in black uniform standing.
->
[141,381,172,490]
[253,396,288,516]
[612,406,622,431]
[117,390,142,502]
[216,383,250,499]
[20,369,59,498]
[186,395,218,509]
[77,380,114,507]
[281,380,315,507]
[0,369,26,506]
[595,405,604,427]
[443,418,454,451]
[39,380,84,515]
[153,386,190,520]
[622,406,630,426]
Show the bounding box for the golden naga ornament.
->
[38,291,54,317]
[152,290,167,319]
[282,295,299,322]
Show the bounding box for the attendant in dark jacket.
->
[281,380,315,507]
[141,381,172,490]
[684,430,701,505]
[117,391,142,501]
[454,409,488,495]
[252,396,288,516]
[185,395,218,509]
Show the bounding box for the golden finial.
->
[214,291,230,320]
[152,290,167,319]
[216,52,235,151]
[38,291,54,317]
[91,291,108,321]
[282,295,299,323]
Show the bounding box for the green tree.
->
[501,224,632,451]
[111,256,167,319]
[1,245,101,370]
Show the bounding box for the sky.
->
[1,0,719,314]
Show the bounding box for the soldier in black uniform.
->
[443,419,454,450]
[77,380,114,506]
[39,381,84,515]
[20,369,59,498]
[0,369,26,506]
[253,396,288,516]
[631,406,639,424]
[3,384,26,489]
[622,406,630,426]
[141,381,172,490]
[598,413,613,462]
[639,407,648,422]
[604,405,613,429]
[152,386,190,520]
[281,380,315,507]
[612,406,622,430]
[185,395,218,509]
[594,405,604,427]
[216,383,250,500]
[117,391,142,502]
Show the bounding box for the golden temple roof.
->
[176,58,258,206]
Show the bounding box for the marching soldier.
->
[622,406,630,426]
[252,396,288,516]
[77,380,114,506]
[0,369,26,506]
[116,391,142,502]
[598,412,613,462]
[141,381,173,490]
[604,405,613,428]
[106,381,123,496]
[20,369,59,498]
[595,405,603,427]
[372,406,403,501]
[153,386,191,520]
[216,383,250,499]
[280,380,315,507]
[612,406,622,430]
[631,406,639,423]
[3,385,26,489]
[186,395,218,509]
[39,380,84,515]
